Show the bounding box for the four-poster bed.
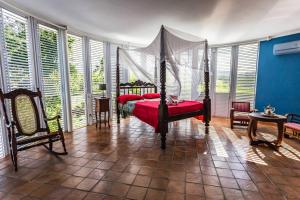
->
[116,26,211,149]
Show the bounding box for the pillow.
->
[117,94,143,104]
[143,93,160,99]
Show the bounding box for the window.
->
[90,40,104,121]
[0,9,32,158]
[236,43,258,106]
[68,34,86,129]
[38,24,63,129]
[215,47,232,93]
[0,119,4,159]
[90,40,105,94]
[1,9,32,90]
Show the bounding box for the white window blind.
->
[0,120,4,159]
[1,9,32,90]
[215,47,232,93]
[90,40,104,122]
[0,9,32,158]
[68,34,86,129]
[110,44,127,113]
[236,43,258,106]
[90,40,105,94]
[38,24,63,128]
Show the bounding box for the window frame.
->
[67,33,87,129]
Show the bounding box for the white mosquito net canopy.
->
[118,25,208,100]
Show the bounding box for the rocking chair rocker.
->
[0,88,67,171]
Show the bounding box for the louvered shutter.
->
[90,40,104,94]
[110,44,127,113]
[0,9,32,158]
[1,9,32,90]
[0,120,4,158]
[110,44,118,113]
[214,47,232,117]
[215,47,232,93]
[68,34,86,129]
[90,40,105,122]
[38,24,64,128]
[236,43,258,107]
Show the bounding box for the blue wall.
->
[256,33,300,115]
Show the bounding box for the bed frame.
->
[116,26,211,149]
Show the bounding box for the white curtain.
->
[118,26,207,100]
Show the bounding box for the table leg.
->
[248,119,254,143]
[275,122,284,148]
[108,111,110,127]
[95,111,98,128]
[100,112,101,129]
[253,120,257,137]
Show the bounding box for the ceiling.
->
[2,0,300,45]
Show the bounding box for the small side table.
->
[95,97,110,128]
[248,112,287,150]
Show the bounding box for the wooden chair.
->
[0,88,67,171]
[230,101,251,129]
[284,113,300,139]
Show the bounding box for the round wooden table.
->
[248,112,287,150]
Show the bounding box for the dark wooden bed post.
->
[159,26,168,149]
[203,40,211,130]
[116,47,121,124]
[154,60,158,93]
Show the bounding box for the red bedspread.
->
[132,100,203,132]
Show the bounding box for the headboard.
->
[119,80,157,96]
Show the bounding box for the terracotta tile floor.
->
[0,117,300,199]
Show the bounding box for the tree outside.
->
[3,12,104,131]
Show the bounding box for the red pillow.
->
[143,93,160,99]
[117,94,143,104]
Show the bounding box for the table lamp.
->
[99,83,106,97]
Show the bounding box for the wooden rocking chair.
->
[0,88,67,171]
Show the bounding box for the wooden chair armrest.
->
[287,113,300,118]
[286,113,300,123]
[45,115,62,132]
[230,108,235,118]
[44,115,61,121]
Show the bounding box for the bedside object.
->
[99,84,106,97]
[95,97,110,128]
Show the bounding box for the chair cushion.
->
[17,132,60,145]
[234,116,250,121]
[284,122,300,131]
